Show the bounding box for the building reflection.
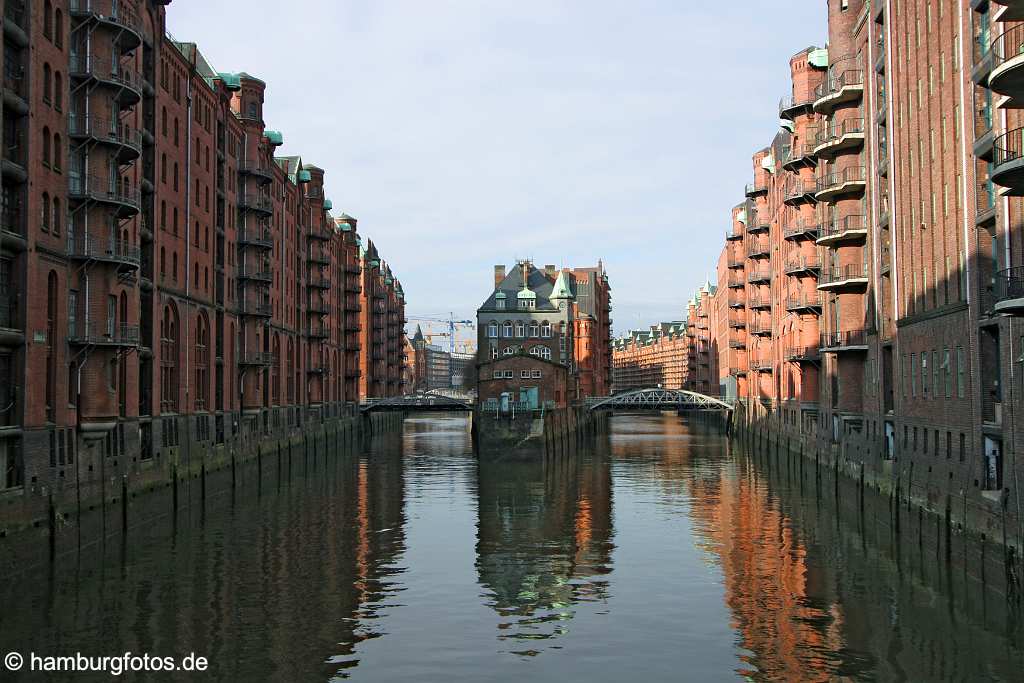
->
[475,454,613,654]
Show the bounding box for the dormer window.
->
[518,298,535,310]
[496,298,505,310]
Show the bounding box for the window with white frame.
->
[491,346,498,359]
[529,322,539,337]
[503,346,515,355]
[493,371,503,379]
[504,370,514,379]
[530,345,551,360]
[541,321,551,337]
[487,322,498,338]
[531,370,541,378]
[521,370,530,379]
[503,321,514,338]
[559,336,566,351]
[496,298,505,310]
[515,321,525,338]
[518,298,535,310]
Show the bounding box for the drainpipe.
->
[183,65,193,460]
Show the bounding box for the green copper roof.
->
[495,291,507,298]
[780,120,795,132]
[385,276,393,285]
[550,270,574,299]
[761,153,775,174]
[218,72,242,91]
[517,287,537,299]
[340,221,353,232]
[369,259,380,268]
[323,199,333,210]
[809,48,828,68]
[265,130,283,146]
[737,209,747,224]
[297,169,311,183]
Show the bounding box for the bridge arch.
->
[361,391,473,413]
[587,388,733,412]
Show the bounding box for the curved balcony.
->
[783,220,819,241]
[238,351,274,367]
[307,324,329,340]
[785,293,822,313]
[815,215,867,246]
[751,359,773,373]
[309,300,329,315]
[992,0,1024,22]
[67,114,142,162]
[783,178,817,206]
[993,266,1024,314]
[779,94,815,120]
[745,181,768,198]
[818,264,869,292]
[785,346,821,363]
[989,26,1024,105]
[820,329,870,353]
[748,296,772,311]
[238,299,272,318]
[237,265,272,283]
[308,226,331,241]
[238,228,273,249]
[783,255,821,275]
[812,118,864,160]
[68,54,141,106]
[68,175,141,216]
[748,268,772,284]
[814,166,866,202]
[728,315,746,329]
[238,193,273,215]
[813,68,864,115]
[746,237,771,259]
[992,128,1024,195]
[727,274,745,289]
[747,214,770,234]
[307,252,330,266]
[750,321,772,337]
[308,275,331,290]
[780,143,817,171]
[67,234,141,269]
[69,0,143,52]
[68,322,139,347]
[238,161,274,185]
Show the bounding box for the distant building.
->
[450,352,475,389]
[612,322,690,392]
[424,344,452,390]
[475,260,611,410]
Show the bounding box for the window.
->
[493,371,502,379]
[503,346,515,356]
[503,321,513,338]
[529,322,539,337]
[530,345,551,360]
[42,127,50,166]
[41,192,49,232]
[54,9,62,48]
[541,321,551,337]
[51,197,60,236]
[515,321,525,338]
[490,346,498,359]
[521,370,530,379]
[43,0,52,38]
[496,297,505,310]
[932,351,939,400]
[531,370,541,379]
[504,370,514,379]
[52,133,60,170]
[921,353,928,396]
[54,71,61,110]
[43,64,51,104]
[487,322,498,338]
[957,347,965,398]
[943,348,951,397]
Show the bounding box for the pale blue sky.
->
[168,1,826,337]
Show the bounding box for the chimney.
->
[494,265,506,287]
[545,264,557,279]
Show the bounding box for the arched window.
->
[42,127,50,165]
[161,154,167,183]
[162,107,168,137]
[502,321,513,338]
[286,338,295,403]
[541,321,551,338]
[52,197,60,236]
[45,272,57,421]
[515,321,525,338]
[503,346,515,356]
[53,71,62,110]
[194,313,209,411]
[43,0,52,38]
[41,192,50,232]
[529,322,539,337]
[487,322,498,338]
[160,304,180,412]
[43,64,51,103]
[173,163,179,191]
[160,247,166,277]
[54,9,62,47]
[530,345,551,361]
[272,335,281,404]
[193,262,199,289]
[160,200,166,230]
[172,252,178,281]
[52,134,61,170]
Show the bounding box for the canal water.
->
[1,414,1022,681]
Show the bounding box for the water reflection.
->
[475,454,614,656]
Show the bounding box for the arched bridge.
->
[361,391,474,413]
[587,388,734,412]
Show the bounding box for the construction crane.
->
[406,313,475,386]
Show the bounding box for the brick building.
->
[0,0,406,521]
[476,260,611,409]
[611,322,689,392]
[683,0,1024,560]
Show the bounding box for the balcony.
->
[813,68,864,115]
[307,324,329,339]
[68,321,139,347]
[812,117,865,159]
[728,295,746,309]
[67,114,142,162]
[993,266,1024,314]
[992,128,1024,195]
[238,193,273,215]
[786,293,823,313]
[307,252,330,266]
[238,161,274,184]
[69,0,143,51]
[818,264,869,292]
[781,143,816,171]
[727,274,745,289]
[0,285,21,345]
[238,299,272,317]
[745,181,768,198]
[992,0,1024,22]
[748,296,772,311]
[238,228,273,249]
[747,268,771,284]
[344,264,361,274]
[783,220,819,241]
[308,275,331,289]
[751,359,773,373]
[977,180,998,226]
[785,346,821,363]
[728,315,746,329]
[3,0,27,40]
[815,166,866,202]
[68,175,141,216]
[238,351,274,367]
[68,54,142,106]
[725,228,744,241]
[816,215,867,246]
[783,178,817,206]
[67,234,141,268]
[746,237,770,259]
[727,256,745,269]
[784,255,821,275]
[237,265,271,283]
[750,321,772,337]
[729,339,746,349]
[747,214,770,234]
[308,226,331,241]
[988,25,1024,106]
[820,329,870,352]
[779,93,815,120]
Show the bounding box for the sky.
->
[167,0,827,339]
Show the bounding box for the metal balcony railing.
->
[68,321,139,346]
[67,234,141,265]
[994,266,1024,303]
[239,299,272,316]
[819,263,869,286]
[817,215,868,241]
[69,0,144,38]
[990,25,1024,70]
[68,175,141,210]
[239,351,274,366]
[977,180,997,220]
[779,93,815,117]
[816,166,866,194]
[0,286,18,329]
[786,293,823,311]
[238,228,273,248]
[68,53,142,94]
[814,68,864,99]
[814,117,865,146]
[238,194,273,213]
[4,0,26,29]
[308,275,331,289]
[784,254,821,274]
[993,127,1024,173]
[67,114,143,154]
[820,329,870,350]
[783,220,819,240]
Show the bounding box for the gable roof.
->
[478,262,563,311]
